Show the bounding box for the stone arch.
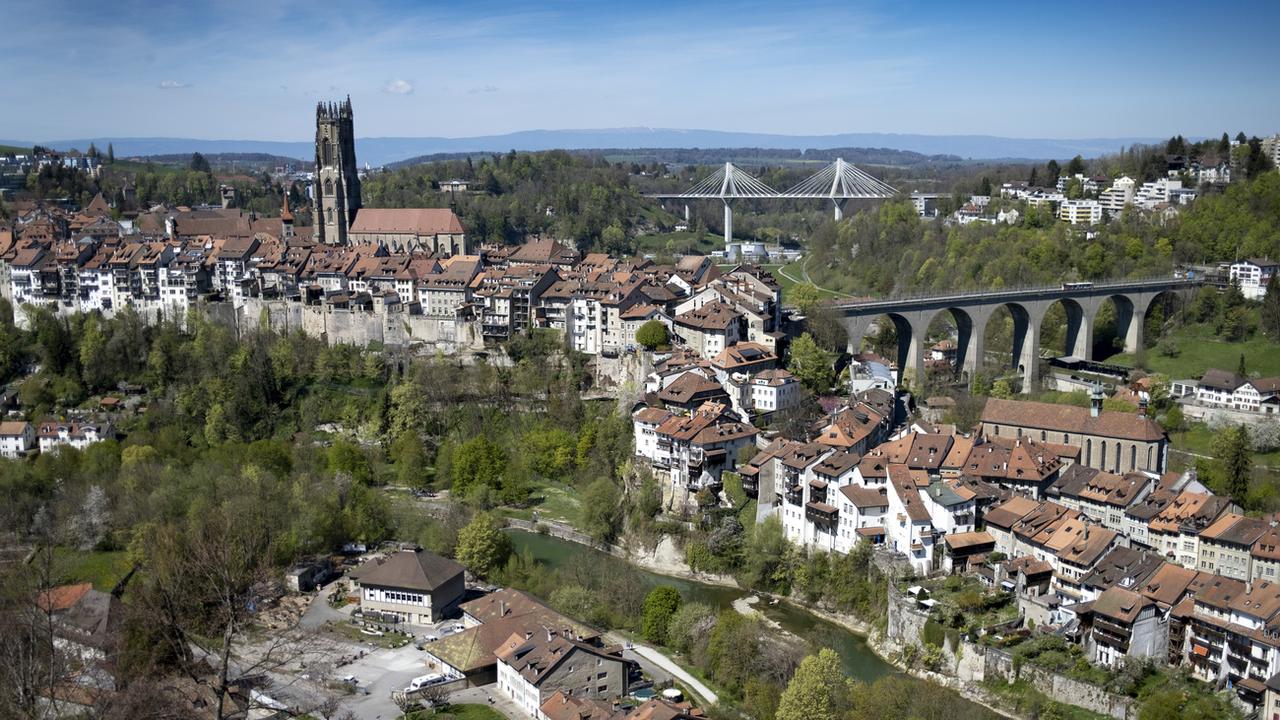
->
[1038,298,1092,361]
[921,306,983,382]
[979,301,1039,393]
[1091,294,1138,360]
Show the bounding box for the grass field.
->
[407,704,505,720]
[1109,323,1280,380]
[634,230,723,256]
[52,549,132,591]
[497,484,581,525]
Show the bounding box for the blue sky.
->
[2,0,1278,141]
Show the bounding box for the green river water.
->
[506,529,894,682]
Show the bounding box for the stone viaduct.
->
[830,277,1202,393]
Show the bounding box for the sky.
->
[2,0,1278,142]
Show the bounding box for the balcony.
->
[805,501,838,527]
[784,485,803,507]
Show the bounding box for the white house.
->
[36,420,111,453]
[1229,258,1278,300]
[0,421,35,459]
[1059,199,1103,226]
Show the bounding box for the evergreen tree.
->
[190,152,211,173]
[87,142,98,158]
[1218,133,1231,156]
[1216,424,1252,505]
[1065,155,1085,176]
[107,143,114,164]
[1028,166,1039,186]
[1238,353,1247,378]
[1046,159,1061,184]
[1262,275,1280,340]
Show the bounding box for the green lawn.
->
[634,230,723,256]
[1170,423,1280,467]
[497,484,582,525]
[52,549,132,591]
[1109,325,1280,380]
[405,704,505,720]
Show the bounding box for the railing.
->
[830,275,1201,309]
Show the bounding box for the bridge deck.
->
[830,277,1200,313]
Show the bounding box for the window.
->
[1040,430,1046,441]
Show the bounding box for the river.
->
[506,529,894,682]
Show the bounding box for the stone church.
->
[314,98,468,256]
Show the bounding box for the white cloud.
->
[382,79,413,95]
[468,84,498,95]
[157,80,189,89]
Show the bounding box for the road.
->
[622,642,718,706]
[775,258,854,300]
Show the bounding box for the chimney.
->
[500,600,507,617]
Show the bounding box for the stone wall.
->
[984,647,1136,720]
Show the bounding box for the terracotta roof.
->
[813,448,861,478]
[1091,586,1154,624]
[1253,525,1280,562]
[982,397,1166,442]
[656,372,728,406]
[349,208,464,236]
[888,464,931,523]
[674,301,740,331]
[0,421,30,436]
[944,531,995,551]
[1138,563,1204,609]
[1200,513,1267,547]
[37,583,93,613]
[840,484,888,509]
[710,342,776,370]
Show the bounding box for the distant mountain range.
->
[0,128,1169,168]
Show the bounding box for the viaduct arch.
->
[832,278,1199,393]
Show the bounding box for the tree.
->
[455,512,512,578]
[579,478,621,543]
[1262,275,1280,340]
[390,431,429,488]
[1045,159,1061,185]
[641,585,682,645]
[635,320,669,350]
[1216,424,1253,504]
[190,152,212,173]
[775,648,851,720]
[789,283,824,316]
[107,143,115,164]
[1238,353,1248,378]
[1065,155,1086,177]
[449,434,506,496]
[787,333,836,393]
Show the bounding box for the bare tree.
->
[0,544,70,720]
[131,508,328,720]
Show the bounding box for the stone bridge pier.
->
[837,283,1181,394]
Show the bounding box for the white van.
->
[405,673,443,693]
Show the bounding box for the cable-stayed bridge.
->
[646,159,898,249]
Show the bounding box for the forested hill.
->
[391,146,961,169]
[804,172,1280,297]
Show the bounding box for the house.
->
[1050,464,1154,532]
[1229,259,1278,301]
[980,397,1168,474]
[495,628,628,717]
[1148,491,1236,569]
[943,530,996,573]
[960,437,1063,498]
[1196,513,1267,581]
[673,302,743,360]
[426,589,599,686]
[747,368,802,416]
[632,402,757,510]
[1181,576,1280,707]
[1079,586,1166,667]
[348,548,465,625]
[1059,199,1103,225]
[0,420,35,458]
[36,419,111,453]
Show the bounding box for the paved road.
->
[624,643,718,706]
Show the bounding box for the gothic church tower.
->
[314,98,361,245]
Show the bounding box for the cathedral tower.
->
[314,97,361,245]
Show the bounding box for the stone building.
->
[314,99,361,245]
[980,396,1168,474]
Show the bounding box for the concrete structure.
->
[831,276,1201,391]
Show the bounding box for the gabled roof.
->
[840,484,889,509]
[349,549,463,592]
[982,397,1166,442]
[1091,586,1155,624]
[349,207,464,236]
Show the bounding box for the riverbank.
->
[504,521,1023,720]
